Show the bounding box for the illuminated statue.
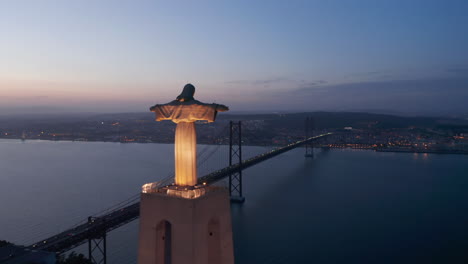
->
[150,84,229,186]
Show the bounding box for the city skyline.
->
[1,0,467,115]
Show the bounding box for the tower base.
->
[137,186,234,264]
[230,196,245,203]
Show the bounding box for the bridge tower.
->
[229,121,245,203]
[87,216,107,264]
[305,117,315,158]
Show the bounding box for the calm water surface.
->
[0,139,467,263]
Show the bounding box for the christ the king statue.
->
[150,84,229,186]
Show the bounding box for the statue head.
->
[176,83,195,102]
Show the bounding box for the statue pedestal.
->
[137,187,234,264]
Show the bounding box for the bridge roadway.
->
[28,133,333,254]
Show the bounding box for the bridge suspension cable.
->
[22,128,331,259]
[17,123,231,247]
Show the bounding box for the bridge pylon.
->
[229,121,245,203]
[305,117,315,158]
[87,216,107,264]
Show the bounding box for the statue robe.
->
[152,100,221,123]
[151,100,225,186]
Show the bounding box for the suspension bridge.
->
[4,120,333,263]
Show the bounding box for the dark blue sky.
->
[0,0,467,115]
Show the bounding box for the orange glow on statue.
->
[150,84,229,186]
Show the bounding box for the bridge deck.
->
[29,133,332,254]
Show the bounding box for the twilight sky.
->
[0,0,467,116]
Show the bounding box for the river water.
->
[0,139,467,263]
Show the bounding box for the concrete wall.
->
[137,189,234,264]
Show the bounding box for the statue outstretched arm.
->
[149,105,157,111]
[215,104,229,112]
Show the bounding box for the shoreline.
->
[1,137,467,155]
[375,148,468,155]
[0,137,274,148]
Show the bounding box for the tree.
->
[56,252,93,264]
[0,240,13,247]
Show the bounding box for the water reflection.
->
[1,140,468,263]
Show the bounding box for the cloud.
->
[225,77,292,86]
[303,80,327,86]
[446,67,468,75]
[362,71,381,76]
[0,95,49,100]
[344,70,398,81]
[267,77,468,115]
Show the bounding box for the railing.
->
[197,133,333,185]
[27,133,332,254]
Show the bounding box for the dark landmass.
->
[0,111,467,154]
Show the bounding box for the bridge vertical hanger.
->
[305,117,315,157]
[25,134,333,260]
[229,121,245,203]
[88,216,107,264]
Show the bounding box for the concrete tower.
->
[138,84,234,264]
